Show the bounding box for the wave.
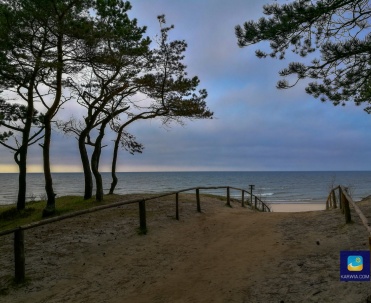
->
[1,171,371,205]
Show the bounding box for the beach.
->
[270,202,326,212]
[1,194,371,302]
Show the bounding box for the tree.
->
[0,99,43,210]
[235,0,371,111]
[108,129,143,194]
[18,0,95,216]
[58,0,150,202]
[59,14,212,201]
[1,0,121,214]
[108,16,213,195]
[0,0,52,210]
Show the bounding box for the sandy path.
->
[120,210,282,303]
[1,195,371,302]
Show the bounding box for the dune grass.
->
[0,192,244,233]
[0,194,125,232]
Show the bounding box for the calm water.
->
[1,171,371,206]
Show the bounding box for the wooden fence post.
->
[241,190,245,207]
[139,199,147,234]
[342,190,351,224]
[196,188,201,212]
[226,187,231,207]
[332,191,337,209]
[339,188,343,213]
[175,193,179,220]
[14,228,25,283]
[254,196,257,209]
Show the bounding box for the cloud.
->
[1,0,371,174]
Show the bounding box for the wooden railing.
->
[0,186,270,283]
[327,185,371,242]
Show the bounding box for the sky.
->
[1,0,371,173]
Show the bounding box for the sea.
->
[1,171,371,206]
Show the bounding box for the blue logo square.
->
[340,251,370,281]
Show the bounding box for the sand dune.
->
[1,194,371,302]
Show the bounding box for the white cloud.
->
[1,0,371,174]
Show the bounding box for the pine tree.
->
[59,14,212,201]
[235,0,371,110]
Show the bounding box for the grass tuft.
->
[0,194,125,232]
[0,207,36,221]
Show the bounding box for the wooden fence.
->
[327,185,371,252]
[0,186,270,283]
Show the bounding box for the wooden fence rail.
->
[327,185,371,234]
[327,185,371,261]
[1,185,270,283]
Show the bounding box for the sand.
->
[270,203,326,212]
[1,194,371,303]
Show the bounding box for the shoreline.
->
[1,171,371,206]
[0,196,327,210]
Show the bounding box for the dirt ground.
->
[1,194,371,303]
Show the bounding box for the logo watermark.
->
[340,251,370,282]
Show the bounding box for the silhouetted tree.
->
[0,1,51,210]
[37,0,73,216]
[108,128,143,194]
[1,0,134,213]
[58,0,150,202]
[0,99,43,210]
[27,0,93,216]
[235,0,371,110]
[108,16,213,194]
[60,14,212,202]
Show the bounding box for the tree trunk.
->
[16,113,33,210]
[42,118,56,217]
[16,152,27,211]
[15,79,36,210]
[79,131,93,199]
[109,127,122,195]
[91,121,108,202]
[42,30,63,217]
[91,149,103,202]
[109,167,118,195]
[109,112,152,194]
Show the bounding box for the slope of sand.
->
[1,194,371,303]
